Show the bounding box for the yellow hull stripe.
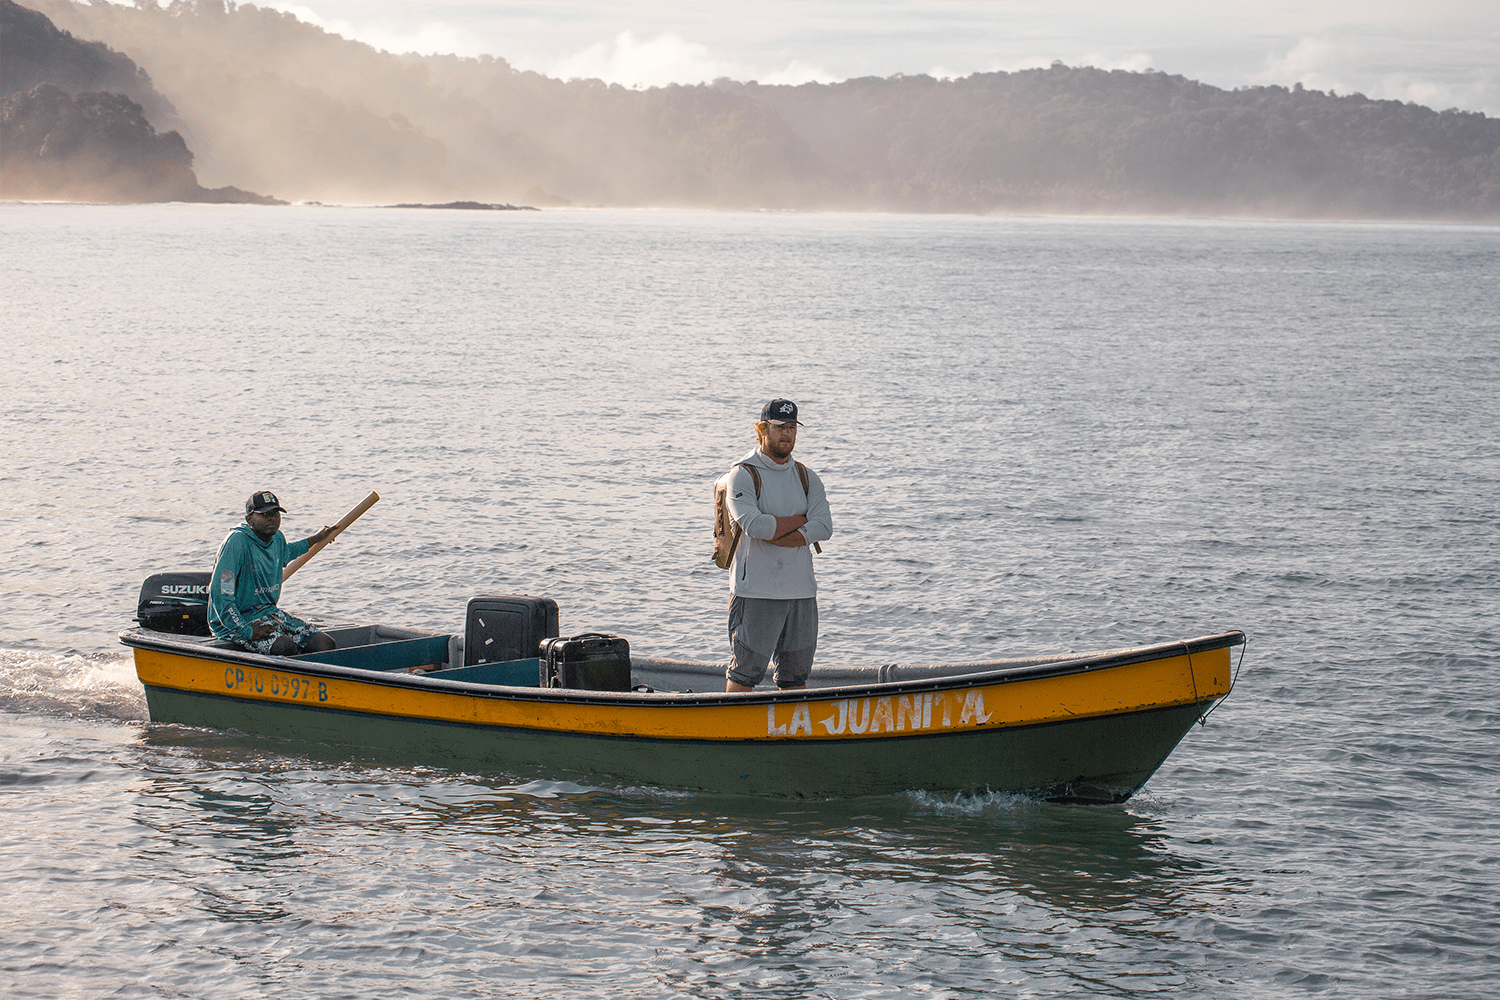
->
[134,646,1230,742]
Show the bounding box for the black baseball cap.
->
[760,398,801,425]
[246,490,286,515]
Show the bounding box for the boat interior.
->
[132,573,1123,694]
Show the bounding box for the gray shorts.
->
[727,595,818,689]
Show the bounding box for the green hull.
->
[143,684,1209,801]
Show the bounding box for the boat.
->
[121,575,1245,801]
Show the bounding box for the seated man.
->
[208,490,337,655]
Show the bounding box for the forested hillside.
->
[0,0,276,202]
[724,71,1500,218]
[1,0,176,124]
[12,0,1500,218]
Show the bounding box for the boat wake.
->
[0,648,146,721]
[904,787,1049,816]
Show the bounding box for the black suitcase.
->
[539,633,631,692]
[135,571,212,635]
[464,595,559,665]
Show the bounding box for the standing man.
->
[724,399,833,692]
[208,490,337,656]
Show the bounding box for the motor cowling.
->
[136,571,212,635]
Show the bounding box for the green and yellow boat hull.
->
[123,626,1244,801]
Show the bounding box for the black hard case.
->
[136,571,212,635]
[539,633,631,691]
[464,595,559,666]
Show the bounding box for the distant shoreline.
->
[388,201,539,212]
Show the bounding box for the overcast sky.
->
[263,1,1500,115]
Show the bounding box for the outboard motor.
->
[136,572,212,635]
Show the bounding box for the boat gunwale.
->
[121,626,1246,706]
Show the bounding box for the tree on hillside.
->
[0,0,178,126]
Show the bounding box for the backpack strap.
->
[793,462,822,554]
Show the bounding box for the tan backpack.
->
[713,461,821,569]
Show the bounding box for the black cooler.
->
[539,633,631,691]
[135,571,212,635]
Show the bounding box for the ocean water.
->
[1,203,1497,998]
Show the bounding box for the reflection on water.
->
[670,793,1240,994]
[119,721,1244,996]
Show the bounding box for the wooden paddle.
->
[282,491,380,581]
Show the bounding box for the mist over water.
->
[2,205,1498,998]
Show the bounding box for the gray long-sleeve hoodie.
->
[726,448,833,600]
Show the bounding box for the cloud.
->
[543,30,835,88]
[1076,51,1157,74]
[1256,37,1346,93]
[1251,34,1500,111]
[270,3,485,57]
[966,51,1155,80]
[757,60,839,87]
[550,30,722,86]
[1371,69,1499,113]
